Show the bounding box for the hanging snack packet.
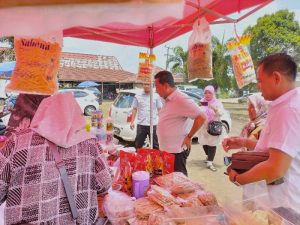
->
[187,17,213,81]
[6,31,62,95]
[226,34,256,89]
[137,53,155,83]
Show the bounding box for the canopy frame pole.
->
[149,26,154,149]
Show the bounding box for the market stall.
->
[0,0,273,148]
[1,1,288,224]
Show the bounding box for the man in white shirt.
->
[130,82,162,149]
[223,53,300,217]
[154,71,206,176]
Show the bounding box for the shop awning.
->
[0,0,273,48]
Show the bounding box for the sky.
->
[40,0,300,74]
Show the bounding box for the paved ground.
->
[187,117,246,204]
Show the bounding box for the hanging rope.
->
[234,23,241,41]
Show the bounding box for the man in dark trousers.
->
[130,82,162,149]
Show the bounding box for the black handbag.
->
[207,120,223,136]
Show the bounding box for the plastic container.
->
[223,195,295,225]
[106,117,113,132]
[132,171,150,199]
[96,127,107,144]
[149,206,225,225]
[106,131,114,145]
[103,190,135,225]
[91,110,103,128]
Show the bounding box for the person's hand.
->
[229,168,239,183]
[130,122,135,130]
[182,135,192,151]
[209,104,217,112]
[222,137,244,152]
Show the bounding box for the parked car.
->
[176,84,198,91]
[181,90,232,133]
[75,86,102,105]
[109,89,141,142]
[237,92,260,103]
[186,88,204,98]
[59,89,99,116]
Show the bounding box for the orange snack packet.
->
[6,34,62,95]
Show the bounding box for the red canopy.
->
[64,0,272,48]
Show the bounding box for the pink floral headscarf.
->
[201,85,220,121]
[240,93,269,138]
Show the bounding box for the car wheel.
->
[222,121,230,134]
[84,105,96,116]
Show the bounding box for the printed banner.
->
[227,34,256,89]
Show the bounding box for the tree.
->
[244,10,300,66]
[166,46,188,82]
[0,36,15,62]
[211,35,231,91]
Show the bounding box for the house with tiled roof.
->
[58,52,137,99]
[153,66,184,83]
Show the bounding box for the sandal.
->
[207,165,217,172]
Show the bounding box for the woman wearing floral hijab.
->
[197,85,225,171]
[5,94,49,137]
[240,93,268,150]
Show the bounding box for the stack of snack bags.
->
[134,172,221,225]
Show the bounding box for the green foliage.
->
[211,35,231,91]
[245,10,300,66]
[166,46,188,82]
[0,36,15,62]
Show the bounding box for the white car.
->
[110,89,142,142]
[59,89,99,116]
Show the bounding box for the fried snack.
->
[188,43,213,80]
[178,191,204,207]
[147,185,181,208]
[197,190,218,206]
[154,172,203,195]
[134,197,164,220]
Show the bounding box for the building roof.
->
[152,66,184,83]
[58,52,136,83]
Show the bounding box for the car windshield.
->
[187,88,204,97]
[182,91,201,104]
[113,92,135,108]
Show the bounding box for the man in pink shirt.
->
[223,53,300,220]
[154,71,206,176]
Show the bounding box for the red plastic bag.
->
[137,149,175,176]
[187,17,212,81]
[119,151,136,194]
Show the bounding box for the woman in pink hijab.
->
[197,85,225,171]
